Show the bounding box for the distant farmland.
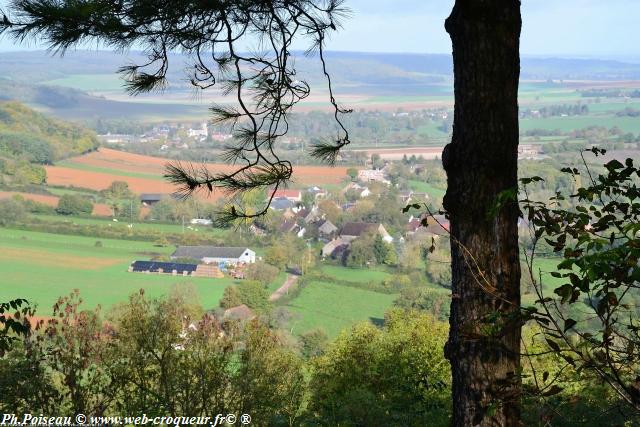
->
[351,146,444,160]
[46,148,351,195]
[0,190,113,216]
[0,228,232,312]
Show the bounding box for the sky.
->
[0,0,639,58]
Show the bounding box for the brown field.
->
[51,148,350,192]
[45,165,184,196]
[0,191,113,216]
[0,247,121,270]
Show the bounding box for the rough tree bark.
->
[442,1,522,426]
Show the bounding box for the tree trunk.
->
[442,1,522,426]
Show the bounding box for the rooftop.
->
[172,246,251,259]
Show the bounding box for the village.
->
[124,160,452,322]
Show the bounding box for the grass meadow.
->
[32,214,229,236]
[320,265,392,283]
[284,280,398,338]
[0,227,234,314]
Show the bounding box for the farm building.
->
[128,261,223,278]
[129,261,197,275]
[321,238,350,258]
[340,222,393,243]
[317,219,338,238]
[171,246,256,265]
[357,169,390,185]
[140,193,173,206]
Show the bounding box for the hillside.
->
[0,101,99,185]
[0,101,98,161]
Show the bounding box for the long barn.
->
[171,246,256,265]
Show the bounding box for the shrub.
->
[244,262,279,285]
[220,286,242,309]
[56,194,93,216]
[0,198,26,226]
[307,310,451,425]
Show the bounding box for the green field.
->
[408,180,446,199]
[320,265,392,283]
[44,74,126,92]
[32,214,228,236]
[0,227,234,314]
[285,280,398,338]
[520,114,640,134]
[47,187,98,198]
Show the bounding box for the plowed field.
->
[46,148,350,196]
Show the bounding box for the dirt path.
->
[269,274,299,302]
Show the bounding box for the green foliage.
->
[0,198,27,226]
[345,236,375,267]
[394,288,451,322]
[0,289,306,421]
[521,149,640,412]
[0,101,98,161]
[233,323,306,426]
[0,156,46,185]
[0,298,31,356]
[346,167,358,181]
[425,241,452,288]
[520,327,639,425]
[244,262,279,286]
[300,328,329,359]
[98,181,139,219]
[373,233,396,265]
[307,310,451,426]
[220,285,242,309]
[55,194,93,216]
[265,245,287,270]
[236,281,271,314]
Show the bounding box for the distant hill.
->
[3,50,640,87]
[0,101,99,185]
[2,50,640,122]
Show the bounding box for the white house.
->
[171,246,256,265]
[187,123,208,139]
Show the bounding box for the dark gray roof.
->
[140,193,171,201]
[340,222,380,237]
[270,197,295,210]
[172,246,250,259]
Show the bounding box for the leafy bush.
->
[394,287,450,321]
[56,194,93,216]
[0,198,27,226]
[244,262,279,285]
[236,281,271,314]
[307,309,451,426]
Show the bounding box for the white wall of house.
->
[201,249,256,265]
